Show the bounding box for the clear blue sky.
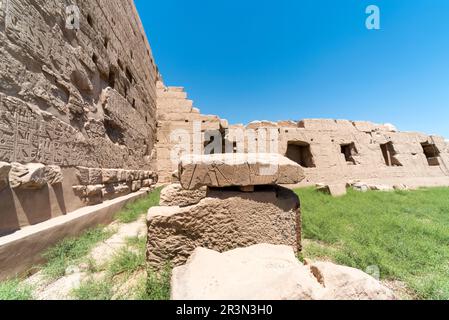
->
[135,0,449,138]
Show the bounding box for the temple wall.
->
[156,85,449,186]
[0,0,158,235]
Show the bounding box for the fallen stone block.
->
[179,153,305,190]
[9,163,47,189]
[393,184,409,191]
[308,261,396,300]
[160,183,207,207]
[171,244,396,300]
[368,184,394,192]
[147,186,301,268]
[317,184,347,197]
[352,182,369,192]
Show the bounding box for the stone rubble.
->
[171,244,396,300]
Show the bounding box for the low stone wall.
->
[0,161,157,235]
[0,190,150,281]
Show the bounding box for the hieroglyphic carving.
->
[0,93,83,166]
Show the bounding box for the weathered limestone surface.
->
[147,186,301,268]
[0,0,159,232]
[179,153,305,190]
[160,183,207,207]
[171,244,396,300]
[0,1,157,169]
[9,163,47,189]
[156,85,449,185]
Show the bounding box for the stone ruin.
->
[148,154,395,300]
[147,153,304,268]
[171,244,395,300]
[0,0,448,297]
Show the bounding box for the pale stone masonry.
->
[0,0,159,234]
[155,83,449,187]
[171,244,396,300]
[147,154,304,269]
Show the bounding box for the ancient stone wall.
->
[156,85,449,186]
[0,0,158,234]
[155,81,228,182]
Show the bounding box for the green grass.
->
[115,187,162,223]
[295,187,449,300]
[71,278,114,300]
[41,227,113,280]
[108,237,146,277]
[0,280,33,300]
[136,265,172,301]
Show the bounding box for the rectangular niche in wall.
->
[286,142,316,168]
[380,142,402,167]
[421,142,440,166]
[340,143,358,165]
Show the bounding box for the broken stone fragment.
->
[160,183,207,207]
[147,186,301,268]
[76,167,103,185]
[142,179,153,188]
[72,185,87,197]
[179,153,305,190]
[316,184,347,197]
[171,244,395,300]
[9,163,47,189]
[101,183,130,200]
[131,180,142,192]
[45,165,63,185]
[86,185,103,196]
[0,162,12,191]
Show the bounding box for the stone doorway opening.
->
[380,142,402,167]
[421,142,440,166]
[340,143,358,165]
[286,142,316,168]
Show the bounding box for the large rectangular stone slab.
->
[147,186,301,268]
[179,153,305,190]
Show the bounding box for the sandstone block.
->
[86,185,103,197]
[0,162,12,191]
[76,167,102,185]
[9,163,47,189]
[131,180,142,192]
[171,244,321,300]
[102,169,119,184]
[142,179,153,188]
[317,184,347,197]
[44,166,63,185]
[160,183,207,207]
[171,244,395,300]
[147,186,301,268]
[309,261,396,300]
[179,153,305,190]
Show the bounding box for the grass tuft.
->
[296,187,449,300]
[71,278,114,300]
[42,227,112,280]
[0,280,33,300]
[115,187,162,223]
[136,265,172,301]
